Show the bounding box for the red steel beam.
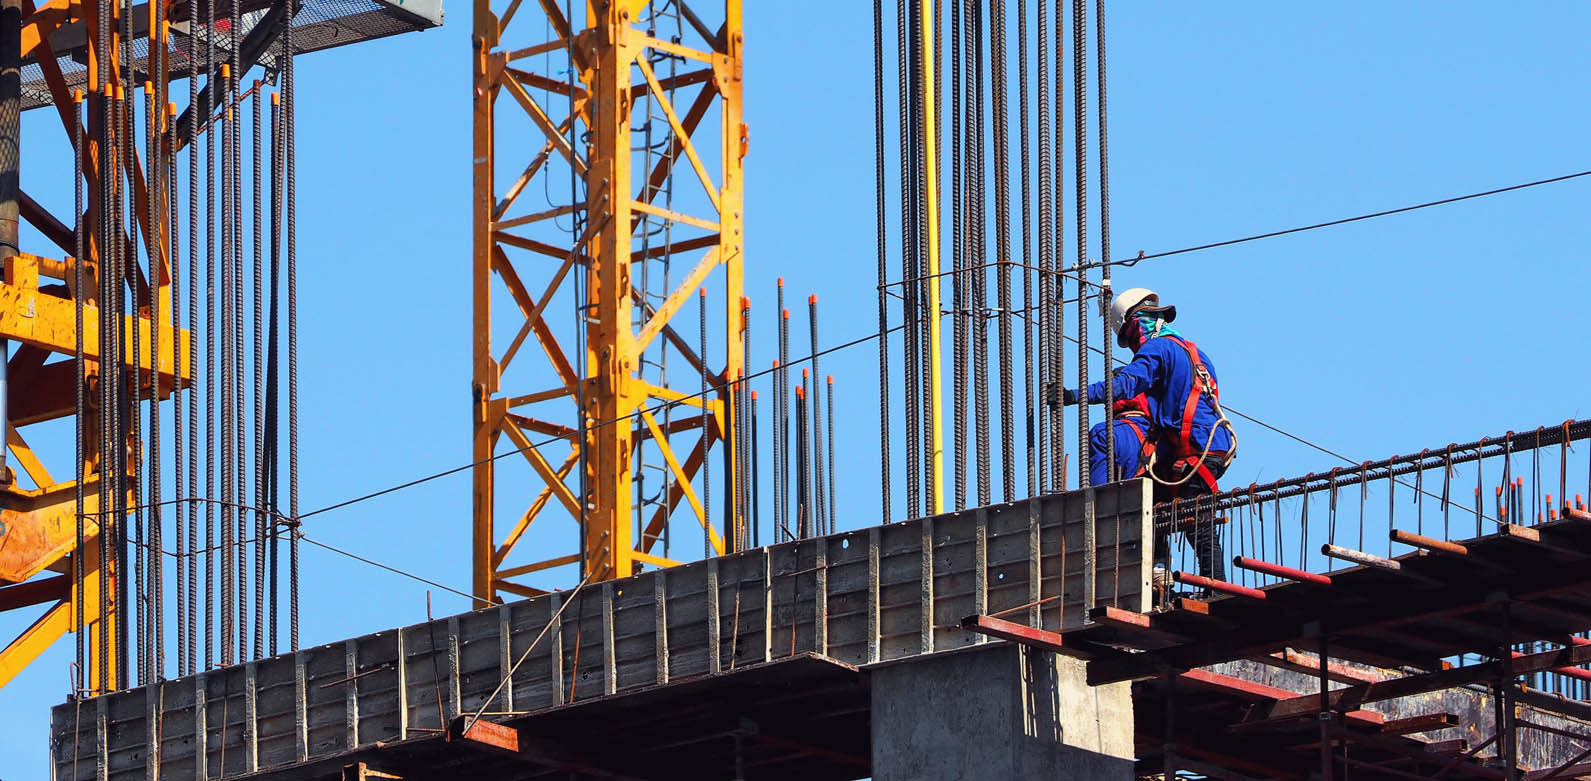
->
[1390,529,1469,556]
[1232,556,1332,586]
[1173,571,1266,600]
[1249,642,1591,724]
[958,614,1093,659]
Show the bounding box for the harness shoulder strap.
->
[1164,336,1216,455]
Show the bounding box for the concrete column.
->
[870,643,1134,780]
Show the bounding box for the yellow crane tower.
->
[471,0,753,602]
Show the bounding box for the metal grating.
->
[21,0,441,110]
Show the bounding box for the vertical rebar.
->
[775,280,785,539]
[873,0,891,525]
[779,305,790,534]
[285,5,299,651]
[751,390,760,547]
[252,82,265,662]
[1049,0,1066,491]
[898,0,921,521]
[1071,0,1089,489]
[267,90,283,656]
[990,0,1014,503]
[204,0,217,671]
[699,288,710,558]
[807,296,826,534]
[741,298,752,548]
[1095,0,1113,482]
[147,74,165,682]
[72,91,86,691]
[169,105,186,676]
[1017,0,1034,500]
[187,11,201,674]
[826,375,837,530]
[950,0,966,512]
[771,358,782,541]
[796,380,809,538]
[1034,0,1052,492]
[970,0,990,508]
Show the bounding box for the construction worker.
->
[1089,393,1157,487]
[1051,287,1237,582]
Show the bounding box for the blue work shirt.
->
[1083,335,1235,456]
[1090,415,1153,485]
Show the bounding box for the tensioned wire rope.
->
[90,166,1588,598]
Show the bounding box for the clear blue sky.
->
[5,3,1591,776]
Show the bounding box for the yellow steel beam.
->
[1,256,192,380]
[0,600,71,690]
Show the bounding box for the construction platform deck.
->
[50,481,1152,780]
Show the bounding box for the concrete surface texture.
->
[870,644,1134,780]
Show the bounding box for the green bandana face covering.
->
[1137,314,1182,343]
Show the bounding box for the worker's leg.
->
[1175,456,1229,583]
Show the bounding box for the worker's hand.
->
[1044,383,1079,408]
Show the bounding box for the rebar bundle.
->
[59,0,304,694]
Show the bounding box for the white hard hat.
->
[1109,287,1176,348]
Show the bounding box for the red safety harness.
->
[1161,335,1229,492]
[1118,412,1155,480]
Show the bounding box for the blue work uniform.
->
[1082,335,1234,457]
[1089,412,1155,486]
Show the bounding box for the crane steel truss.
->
[472,0,746,603]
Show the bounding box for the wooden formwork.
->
[50,480,1152,780]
